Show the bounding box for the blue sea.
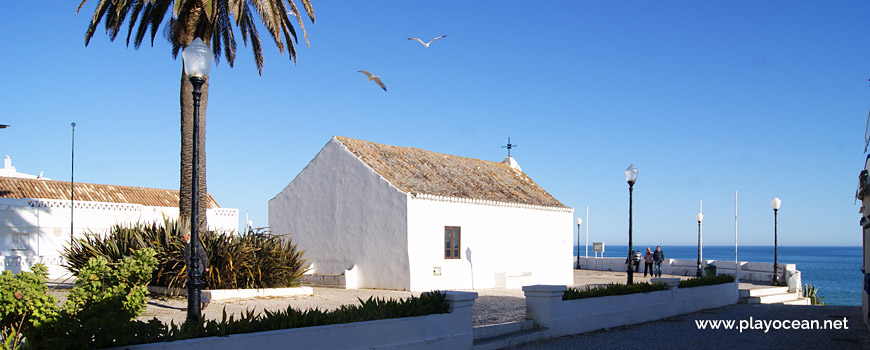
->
[577,245,862,306]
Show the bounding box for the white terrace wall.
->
[523,283,738,339]
[269,138,411,290]
[407,195,574,291]
[0,198,238,279]
[577,257,798,284]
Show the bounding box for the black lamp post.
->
[696,212,704,277]
[576,218,582,269]
[70,122,76,247]
[182,38,212,321]
[770,197,781,285]
[625,164,638,285]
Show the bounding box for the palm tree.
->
[77,0,315,230]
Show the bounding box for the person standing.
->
[182,230,210,310]
[653,246,665,278]
[643,247,654,277]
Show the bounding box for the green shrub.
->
[678,275,734,288]
[1,249,162,349]
[62,220,309,290]
[28,248,159,349]
[4,256,449,349]
[563,282,668,301]
[0,265,59,350]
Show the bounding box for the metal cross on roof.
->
[501,137,517,157]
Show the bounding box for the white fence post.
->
[522,285,566,330]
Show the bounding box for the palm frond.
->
[132,1,154,49]
[124,1,145,46]
[148,0,172,46]
[81,0,314,74]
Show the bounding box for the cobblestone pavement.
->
[513,303,870,350]
[47,269,693,327]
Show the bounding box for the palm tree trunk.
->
[180,68,208,231]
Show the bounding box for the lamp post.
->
[182,38,212,321]
[70,122,76,247]
[576,218,582,269]
[625,164,638,284]
[696,212,704,277]
[770,197,781,285]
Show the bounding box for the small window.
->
[444,226,461,259]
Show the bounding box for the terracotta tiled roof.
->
[334,136,567,208]
[0,177,219,208]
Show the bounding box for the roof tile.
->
[0,177,219,208]
[334,136,567,208]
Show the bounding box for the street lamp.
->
[70,122,76,247]
[576,218,582,269]
[182,37,212,321]
[696,212,704,277]
[770,197,781,285]
[625,164,638,284]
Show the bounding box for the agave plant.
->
[63,219,309,290]
[803,284,826,305]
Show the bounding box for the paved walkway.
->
[47,269,691,326]
[513,303,870,349]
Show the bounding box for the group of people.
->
[627,246,665,278]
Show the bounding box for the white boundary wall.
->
[523,282,738,339]
[1,198,237,279]
[114,291,477,350]
[577,257,799,284]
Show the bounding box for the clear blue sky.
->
[1,1,866,246]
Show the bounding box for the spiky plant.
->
[62,220,309,289]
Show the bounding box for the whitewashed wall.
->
[406,196,574,291]
[0,198,238,278]
[269,138,411,290]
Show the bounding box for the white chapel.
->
[269,136,574,291]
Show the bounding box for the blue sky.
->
[0,1,866,246]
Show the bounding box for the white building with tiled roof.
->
[269,136,574,291]
[0,156,238,278]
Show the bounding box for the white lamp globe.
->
[625,164,638,184]
[182,38,213,78]
[770,197,781,210]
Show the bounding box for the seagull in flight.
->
[358,70,387,91]
[407,35,447,48]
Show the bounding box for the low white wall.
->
[523,282,738,339]
[147,286,314,301]
[115,291,477,350]
[577,257,797,283]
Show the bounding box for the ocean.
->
[576,245,863,306]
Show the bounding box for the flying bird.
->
[358,70,387,91]
[407,35,447,48]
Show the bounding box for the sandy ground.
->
[47,269,693,327]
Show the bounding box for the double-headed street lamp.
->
[770,197,782,285]
[182,38,212,321]
[625,164,638,284]
[696,211,704,277]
